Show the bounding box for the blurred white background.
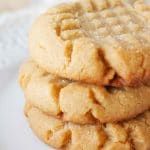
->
[0,0,69,12]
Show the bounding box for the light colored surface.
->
[0,0,149,150]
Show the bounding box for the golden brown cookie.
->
[29,0,150,86]
[19,61,150,124]
[25,103,150,150]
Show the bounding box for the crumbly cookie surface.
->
[19,61,150,124]
[25,103,150,150]
[29,0,150,86]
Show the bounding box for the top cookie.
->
[29,0,150,86]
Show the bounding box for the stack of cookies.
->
[19,0,150,149]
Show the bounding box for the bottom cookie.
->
[25,103,150,150]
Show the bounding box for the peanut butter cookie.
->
[29,0,150,86]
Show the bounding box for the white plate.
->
[0,1,149,150]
